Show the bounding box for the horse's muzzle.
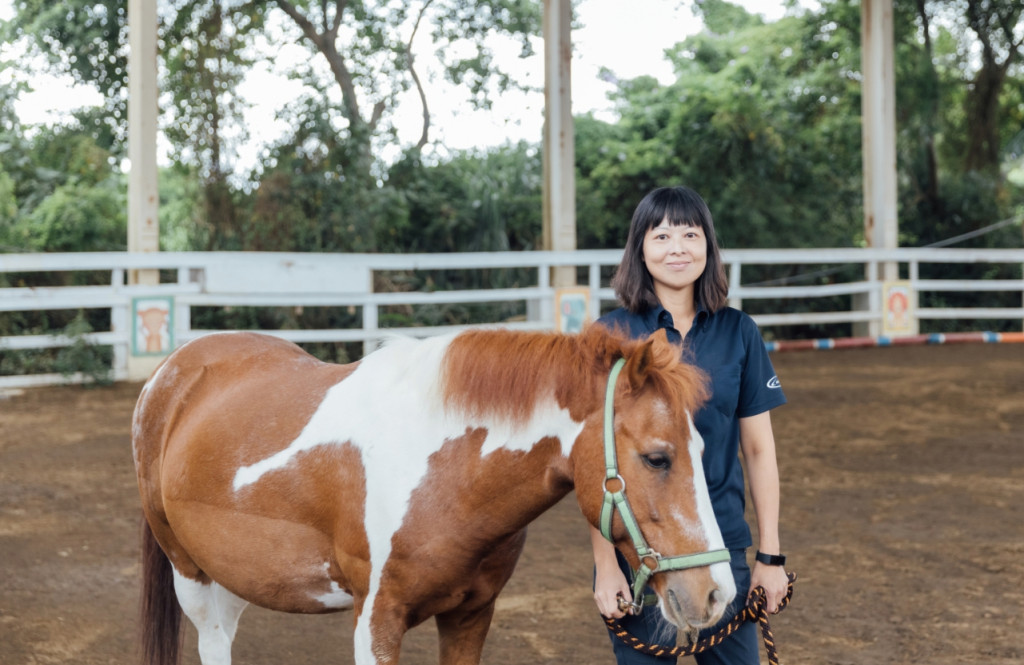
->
[662,574,732,637]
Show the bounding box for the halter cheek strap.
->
[599,357,730,614]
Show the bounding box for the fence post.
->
[110,268,129,381]
[538,263,552,327]
[728,261,742,311]
[588,262,601,324]
[175,265,191,351]
[363,267,378,357]
[868,260,881,336]
[909,259,920,335]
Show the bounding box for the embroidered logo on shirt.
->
[767,376,781,389]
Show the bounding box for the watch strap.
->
[755,550,786,566]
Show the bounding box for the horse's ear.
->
[624,337,657,390]
[624,329,677,390]
[648,328,673,352]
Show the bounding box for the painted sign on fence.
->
[555,287,589,333]
[882,281,914,336]
[132,296,173,356]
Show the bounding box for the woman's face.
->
[642,218,707,296]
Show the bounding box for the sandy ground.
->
[1,342,1022,664]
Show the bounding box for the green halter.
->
[599,357,730,615]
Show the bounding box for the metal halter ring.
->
[602,474,625,494]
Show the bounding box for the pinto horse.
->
[133,325,735,665]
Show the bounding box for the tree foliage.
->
[576,0,865,251]
[2,0,1023,364]
[2,0,1020,259]
[264,0,539,157]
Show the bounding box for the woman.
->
[592,186,789,665]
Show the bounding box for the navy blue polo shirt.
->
[598,305,786,549]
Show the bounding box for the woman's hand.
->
[749,561,789,614]
[590,525,633,618]
[594,560,634,619]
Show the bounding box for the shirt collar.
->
[644,302,712,333]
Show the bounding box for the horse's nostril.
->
[707,587,724,620]
[667,589,684,617]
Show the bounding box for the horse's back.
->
[152,331,321,381]
[135,329,357,470]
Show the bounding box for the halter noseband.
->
[599,357,730,615]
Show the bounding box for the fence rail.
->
[2,248,1022,388]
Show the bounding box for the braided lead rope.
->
[603,572,796,663]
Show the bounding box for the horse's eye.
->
[641,453,671,470]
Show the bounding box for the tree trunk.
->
[961,0,1024,175]
[963,62,1007,174]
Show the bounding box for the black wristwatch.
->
[755,550,786,566]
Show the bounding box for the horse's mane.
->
[440,325,708,424]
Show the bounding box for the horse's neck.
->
[437,400,582,539]
[455,439,576,542]
[424,329,604,531]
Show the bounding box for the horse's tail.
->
[139,518,182,665]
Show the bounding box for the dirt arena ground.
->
[1,342,1022,665]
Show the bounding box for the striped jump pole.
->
[765,331,1024,352]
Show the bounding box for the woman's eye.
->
[642,453,671,470]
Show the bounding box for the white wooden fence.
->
[1,248,1022,388]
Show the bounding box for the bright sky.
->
[0,0,815,171]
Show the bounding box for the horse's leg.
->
[435,529,527,665]
[172,570,249,665]
[352,607,407,665]
[435,601,498,665]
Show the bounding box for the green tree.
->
[240,96,407,253]
[7,0,543,252]
[265,0,540,175]
[575,1,864,251]
[0,107,126,253]
[4,1,129,147]
[385,142,542,254]
[883,0,1024,247]
[9,0,541,179]
[0,78,25,240]
[163,1,266,246]
[956,0,1023,175]
[15,180,125,252]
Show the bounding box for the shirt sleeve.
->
[737,315,787,418]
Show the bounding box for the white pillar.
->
[542,0,576,290]
[859,0,899,336]
[128,0,159,264]
[127,0,163,380]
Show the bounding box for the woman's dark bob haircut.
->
[611,186,729,313]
